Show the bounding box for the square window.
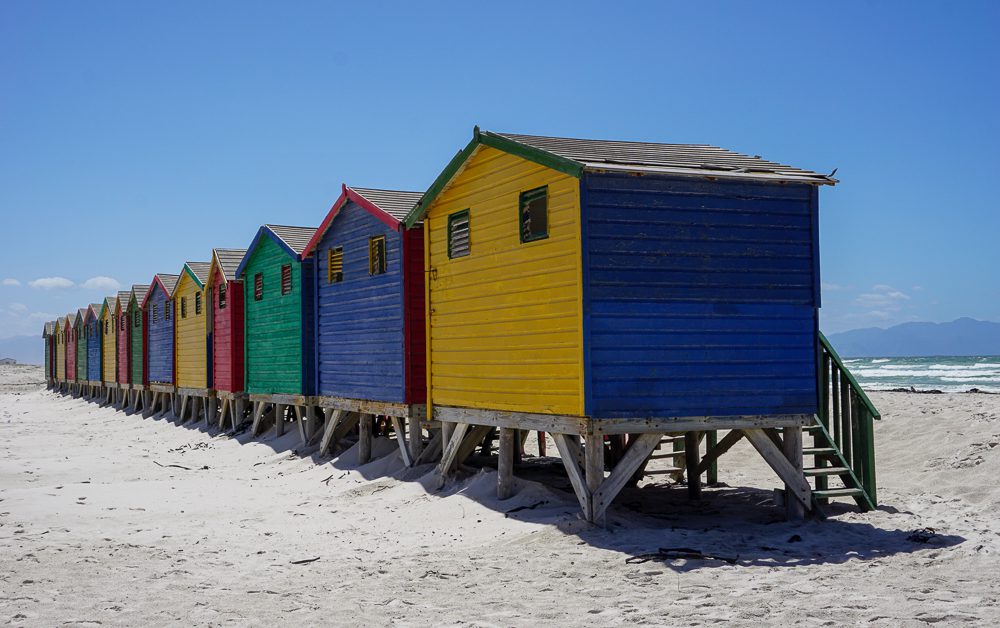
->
[328,247,344,283]
[195,292,202,315]
[281,264,292,295]
[254,273,263,301]
[219,283,227,309]
[519,186,548,243]
[369,236,387,275]
[448,209,470,259]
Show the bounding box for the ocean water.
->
[844,356,1000,393]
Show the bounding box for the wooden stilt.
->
[294,406,307,444]
[552,433,591,517]
[233,397,246,431]
[413,429,442,465]
[497,427,515,499]
[782,426,806,520]
[358,413,373,464]
[441,421,455,456]
[584,434,604,523]
[697,429,744,475]
[437,422,470,476]
[592,432,662,522]
[319,409,344,456]
[274,403,286,437]
[409,415,424,461]
[251,402,266,436]
[304,406,319,443]
[743,428,812,514]
[685,431,702,500]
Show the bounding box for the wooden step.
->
[813,487,864,499]
[644,468,683,476]
[649,452,684,460]
[803,447,837,456]
[803,466,850,477]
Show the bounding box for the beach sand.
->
[1,364,998,625]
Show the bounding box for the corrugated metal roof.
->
[131,285,149,305]
[494,132,835,185]
[214,248,247,281]
[156,273,180,296]
[267,225,317,255]
[350,187,423,221]
[89,303,102,319]
[104,295,118,312]
[185,262,212,284]
[77,307,88,323]
[116,291,131,308]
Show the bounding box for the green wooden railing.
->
[816,332,880,508]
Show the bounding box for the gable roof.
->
[141,273,180,308]
[181,261,212,289]
[210,248,248,284]
[403,127,837,227]
[43,321,53,336]
[235,224,317,279]
[116,291,131,310]
[75,307,88,325]
[63,314,73,330]
[100,295,118,318]
[130,284,150,308]
[86,303,101,323]
[302,185,422,257]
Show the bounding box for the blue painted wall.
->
[146,284,174,384]
[314,200,405,402]
[86,318,100,381]
[581,172,819,418]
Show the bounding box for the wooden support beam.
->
[743,428,812,513]
[437,422,470,477]
[217,398,229,430]
[552,433,591,517]
[592,432,662,522]
[304,406,319,442]
[685,431,702,501]
[783,426,806,520]
[295,406,307,444]
[414,429,442,466]
[497,427,515,500]
[274,403,286,438]
[358,413,373,464]
[233,397,246,431]
[251,402,266,436]
[440,421,455,456]
[455,425,493,467]
[319,409,344,456]
[409,415,424,461]
[584,434,604,524]
[391,416,413,467]
[697,429,744,475]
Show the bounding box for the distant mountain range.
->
[827,318,1000,357]
[0,335,42,365]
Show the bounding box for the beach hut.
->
[301,185,426,463]
[236,225,317,437]
[43,322,54,388]
[64,313,77,393]
[404,128,877,521]
[85,304,102,396]
[173,261,212,423]
[74,308,88,395]
[126,285,149,413]
[141,274,179,417]
[205,248,247,429]
[98,296,118,405]
[114,290,132,407]
[55,316,66,388]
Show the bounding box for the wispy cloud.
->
[1,278,20,287]
[81,276,121,291]
[29,276,74,289]
[821,282,852,292]
[856,284,910,309]
[8,303,28,314]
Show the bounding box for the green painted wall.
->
[76,322,87,381]
[243,236,303,395]
[129,297,143,385]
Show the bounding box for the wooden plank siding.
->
[207,256,245,394]
[74,310,87,382]
[174,265,210,390]
[424,147,584,415]
[402,228,426,404]
[55,318,65,381]
[580,172,820,418]
[116,291,131,385]
[241,232,316,396]
[127,288,148,386]
[144,277,178,386]
[313,199,410,403]
[86,306,101,382]
[100,298,117,384]
[65,316,76,382]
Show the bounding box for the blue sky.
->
[1,1,998,337]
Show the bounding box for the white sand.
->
[2,365,999,625]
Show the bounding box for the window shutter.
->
[519,186,549,243]
[254,273,263,301]
[153,304,158,323]
[448,209,470,258]
[219,283,227,309]
[195,292,202,315]
[281,265,292,295]
[328,247,343,283]
[368,237,386,275]
[181,296,187,319]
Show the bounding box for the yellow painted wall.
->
[425,146,584,415]
[101,306,116,383]
[174,272,208,389]
[56,319,66,380]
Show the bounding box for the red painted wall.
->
[211,267,245,393]
[403,227,426,404]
